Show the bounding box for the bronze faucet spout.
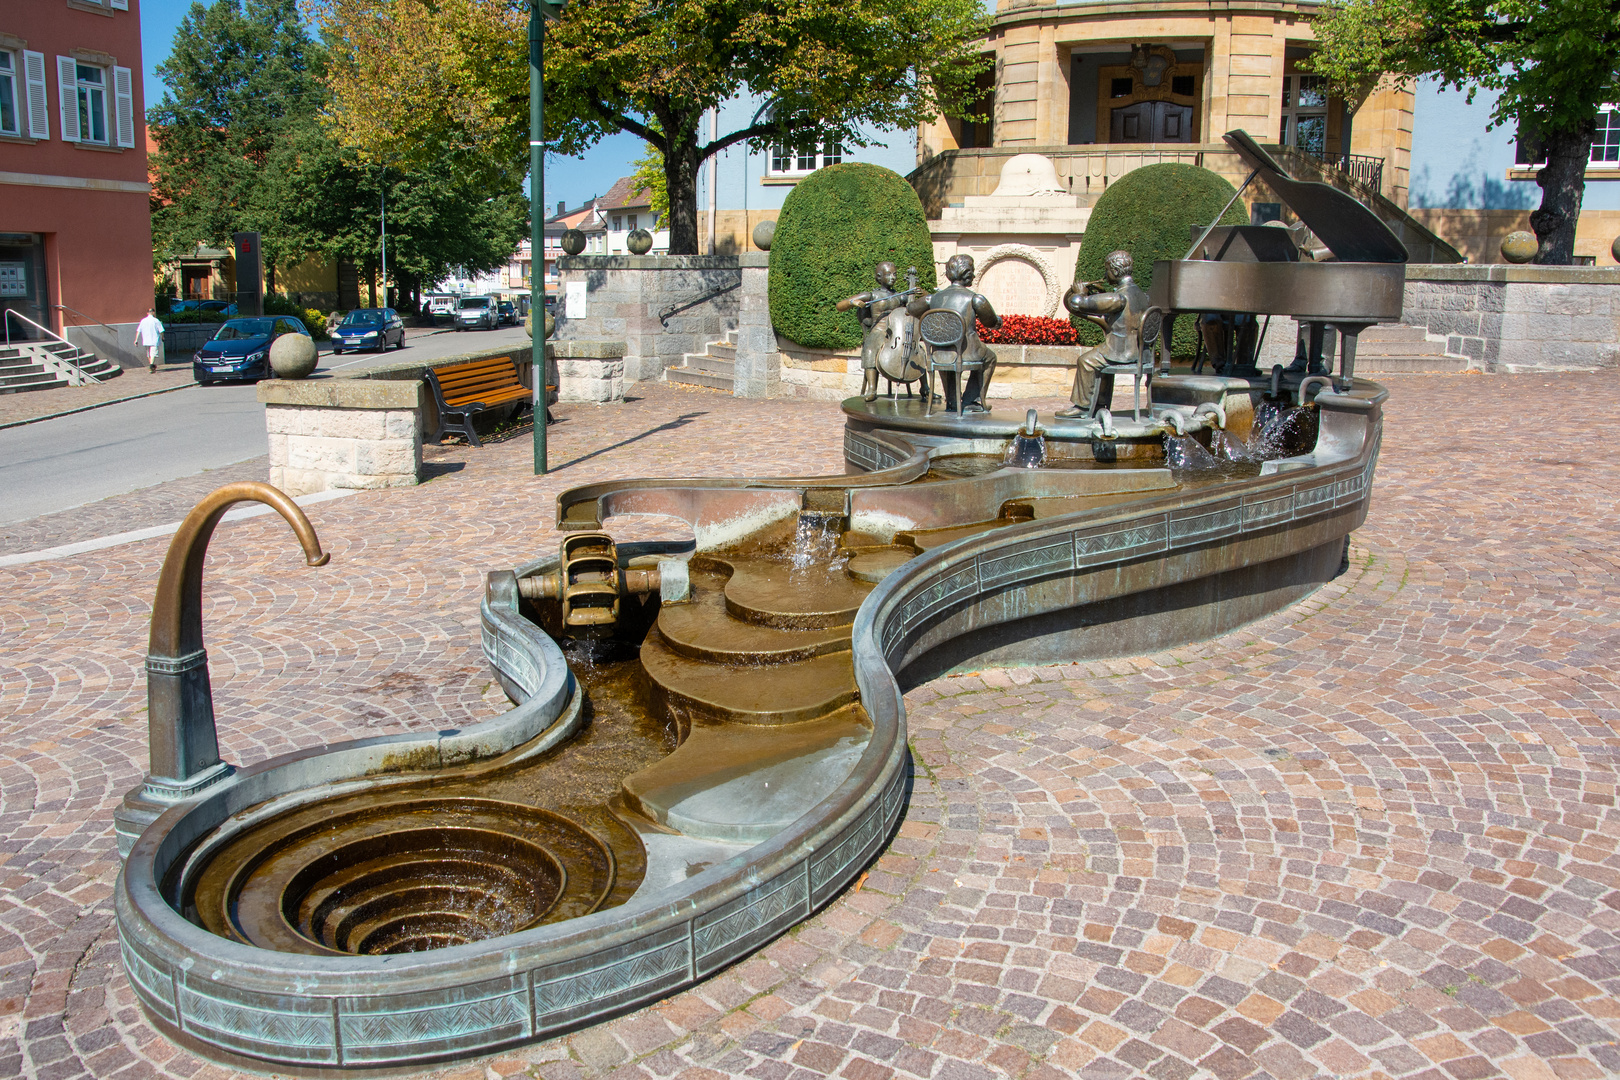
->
[144,482,328,790]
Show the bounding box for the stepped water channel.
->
[117,370,1386,1071]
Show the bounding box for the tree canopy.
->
[1306,0,1620,263]
[149,0,525,304]
[312,0,991,254]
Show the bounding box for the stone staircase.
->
[667,330,736,392]
[0,339,120,394]
[1352,324,1471,373]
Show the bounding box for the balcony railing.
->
[1299,149,1384,193]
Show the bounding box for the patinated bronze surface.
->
[1061,249,1151,417]
[836,262,924,401]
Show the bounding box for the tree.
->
[629,135,670,221]
[150,0,525,303]
[312,0,992,254]
[1306,0,1620,264]
[148,0,326,273]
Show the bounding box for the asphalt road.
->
[0,324,534,528]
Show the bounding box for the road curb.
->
[0,375,201,432]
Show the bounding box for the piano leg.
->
[1334,323,1371,390]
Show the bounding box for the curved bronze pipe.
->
[144,482,328,790]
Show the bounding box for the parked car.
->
[193,316,310,385]
[424,293,457,321]
[455,295,498,331]
[497,301,517,326]
[197,300,239,316]
[170,299,201,312]
[330,308,405,353]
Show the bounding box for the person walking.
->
[136,308,165,373]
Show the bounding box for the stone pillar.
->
[733,256,778,398]
[549,339,627,402]
[259,379,423,496]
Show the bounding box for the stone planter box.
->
[548,339,626,403]
[258,379,423,497]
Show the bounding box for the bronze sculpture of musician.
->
[1059,250,1150,419]
[909,253,1000,413]
[836,262,925,402]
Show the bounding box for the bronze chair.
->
[918,308,983,417]
[1086,306,1164,423]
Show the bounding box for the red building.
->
[1,0,151,369]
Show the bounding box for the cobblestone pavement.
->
[3,375,1619,1080]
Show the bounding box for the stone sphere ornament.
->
[561,229,586,256]
[1611,234,1620,263]
[752,218,777,251]
[1501,231,1538,264]
[269,332,318,380]
[626,228,654,255]
[544,312,556,339]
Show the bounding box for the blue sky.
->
[138,0,640,214]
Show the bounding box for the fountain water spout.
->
[1195,402,1227,429]
[1160,410,1187,436]
[1271,364,1283,399]
[114,482,328,855]
[1095,408,1117,440]
[1005,408,1048,468]
[1297,375,1335,408]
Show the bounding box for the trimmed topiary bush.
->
[1073,163,1249,356]
[769,163,938,350]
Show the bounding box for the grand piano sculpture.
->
[1153,129,1408,390]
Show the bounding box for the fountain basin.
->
[116,377,1385,1072]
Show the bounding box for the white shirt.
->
[135,314,164,347]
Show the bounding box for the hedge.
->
[1072,163,1249,356]
[769,163,938,350]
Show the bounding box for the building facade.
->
[696,95,920,253]
[1,0,152,367]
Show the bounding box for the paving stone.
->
[4,375,1620,1078]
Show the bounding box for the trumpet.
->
[1074,278,1114,296]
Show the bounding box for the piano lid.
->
[1223,130,1408,264]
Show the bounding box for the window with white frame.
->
[767,142,843,176]
[57,56,134,147]
[1591,105,1620,167]
[0,51,17,136]
[1279,74,1328,155]
[75,63,106,142]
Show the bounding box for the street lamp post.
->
[530,2,549,475]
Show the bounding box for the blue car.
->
[193,316,311,385]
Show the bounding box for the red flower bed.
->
[976,314,1077,346]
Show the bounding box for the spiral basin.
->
[191,798,613,956]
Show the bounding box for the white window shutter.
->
[57,56,79,142]
[23,51,49,140]
[113,66,134,147]
[111,0,130,9]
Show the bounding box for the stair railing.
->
[55,303,123,340]
[3,309,101,385]
[658,276,741,327]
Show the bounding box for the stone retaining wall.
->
[1400,265,1620,372]
[548,340,626,403]
[554,255,746,383]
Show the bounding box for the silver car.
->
[455,296,498,331]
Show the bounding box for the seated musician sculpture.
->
[836,261,925,402]
[909,254,999,413]
[1059,250,1149,419]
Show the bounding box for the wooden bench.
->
[424,355,551,447]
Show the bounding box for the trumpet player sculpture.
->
[1061,249,1153,419]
